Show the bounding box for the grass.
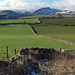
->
[40,18,75,26]
[62,14,75,18]
[20,14,58,19]
[32,25,75,43]
[0,18,40,24]
[0,24,75,60]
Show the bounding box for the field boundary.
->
[28,24,38,35]
[29,25,75,46]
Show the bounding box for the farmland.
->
[20,14,58,19]
[0,17,75,60]
[0,18,40,24]
[33,25,75,42]
[32,18,75,43]
[40,18,75,26]
[0,17,75,75]
[0,24,75,60]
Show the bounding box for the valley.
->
[0,8,75,75]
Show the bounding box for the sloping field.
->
[32,25,75,43]
[0,18,40,24]
[0,24,75,60]
[20,14,57,19]
[40,18,75,26]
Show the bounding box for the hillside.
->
[0,7,61,19]
[0,10,21,19]
[33,7,61,15]
[1,7,75,19]
[0,10,32,19]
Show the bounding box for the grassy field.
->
[40,18,75,26]
[32,25,75,43]
[32,18,75,42]
[20,14,58,19]
[0,24,75,60]
[0,18,40,24]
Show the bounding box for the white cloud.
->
[51,0,75,11]
[0,0,50,11]
[0,1,10,10]
[0,0,75,11]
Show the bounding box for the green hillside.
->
[32,25,75,43]
[20,14,58,19]
[0,24,75,60]
[40,18,75,26]
[0,19,40,24]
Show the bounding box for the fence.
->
[0,47,75,75]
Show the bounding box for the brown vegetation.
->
[0,48,75,75]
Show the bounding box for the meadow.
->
[20,14,58,19]
[40,18,75,26]
[0,18,40,24]
[32,25,75,42]
[0,24,75,60]
[32,18,75,43]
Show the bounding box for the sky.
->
[0,0,75,11]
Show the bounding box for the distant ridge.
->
[33,7,61,15]
[0,10,32,19]
[0,10,21,19]
[0,7,74,19]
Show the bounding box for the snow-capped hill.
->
[56,10,74,14]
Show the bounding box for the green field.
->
[40,18,75,26]
[20,14,58,19]
[62,14,75,18]
[32,18,75,43]
[0,24,75,60]
[0,19,40,24]
[0,17,75,60]
[32,25,75,43]
[20,14,75,19]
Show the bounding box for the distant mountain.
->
[56,10,75,14]
[33,7,61,15]
[0,10,22,19]
[0,7,74,19]
[0,10,32,19]
[19,12,32,16]
[15,10,32,16]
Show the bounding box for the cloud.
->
[0,1,10,10]
[0,0,50,11]
[0,0,75,11]
[51,0,75,11]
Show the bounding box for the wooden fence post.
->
[6,46,9,59]
[23,49,25,65]
[60,48,62,53]
[14,49,16,55]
